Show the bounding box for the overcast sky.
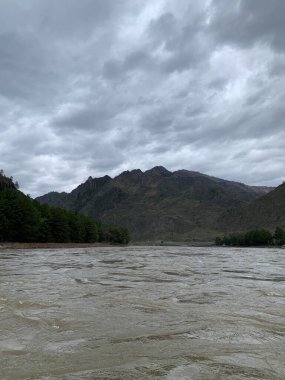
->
[0,0,284,196]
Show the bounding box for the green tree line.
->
[215,227,285,247]
[0,189,129,244]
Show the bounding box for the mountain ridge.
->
[36,166,275,241]
[218,181,285,232]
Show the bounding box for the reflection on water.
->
[0,246,284,379]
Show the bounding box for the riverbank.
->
[0,242,113,250]
[0,241,216,250]
[132,240,214,247]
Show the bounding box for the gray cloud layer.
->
[0,0,284,196]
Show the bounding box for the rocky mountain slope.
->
[36,166,274,242]
[218,182,285,232]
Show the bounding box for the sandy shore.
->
[0,242,113,250]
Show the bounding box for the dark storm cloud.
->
[38,0,124,36]
[103,50,153,80]
[268,55,285,77]
[0,32,54,101]
[0,0,284,196]
[147,8,212,73]
[210,0,285,50]
[55,107,114,131]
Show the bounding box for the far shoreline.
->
[1,242,281,250]
[0,241,216,249]
[0,242,114,250]
[0,242,206,249]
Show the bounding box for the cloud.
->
[0,0,285,196]
[210,0,285,51]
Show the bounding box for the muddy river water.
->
[0,246,284,379]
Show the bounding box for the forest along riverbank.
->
[1,246,284,379]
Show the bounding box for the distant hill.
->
[36,166,274,242]
[218,182,285,232]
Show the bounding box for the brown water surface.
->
[0,246,284,379]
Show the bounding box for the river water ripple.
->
[0,246,284,379]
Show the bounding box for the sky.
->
[0,0,284,196]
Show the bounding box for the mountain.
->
[218,182,285,232]
[36,166,274,242]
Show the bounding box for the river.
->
[0,246,284,379]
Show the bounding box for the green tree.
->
[0,174,130,244]
[274,227,285,246]
[48,208,70,243]
[0,190,41,242]
[83,218,99,243]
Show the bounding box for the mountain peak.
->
[115,169,143,180]
[145,166,171,177]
